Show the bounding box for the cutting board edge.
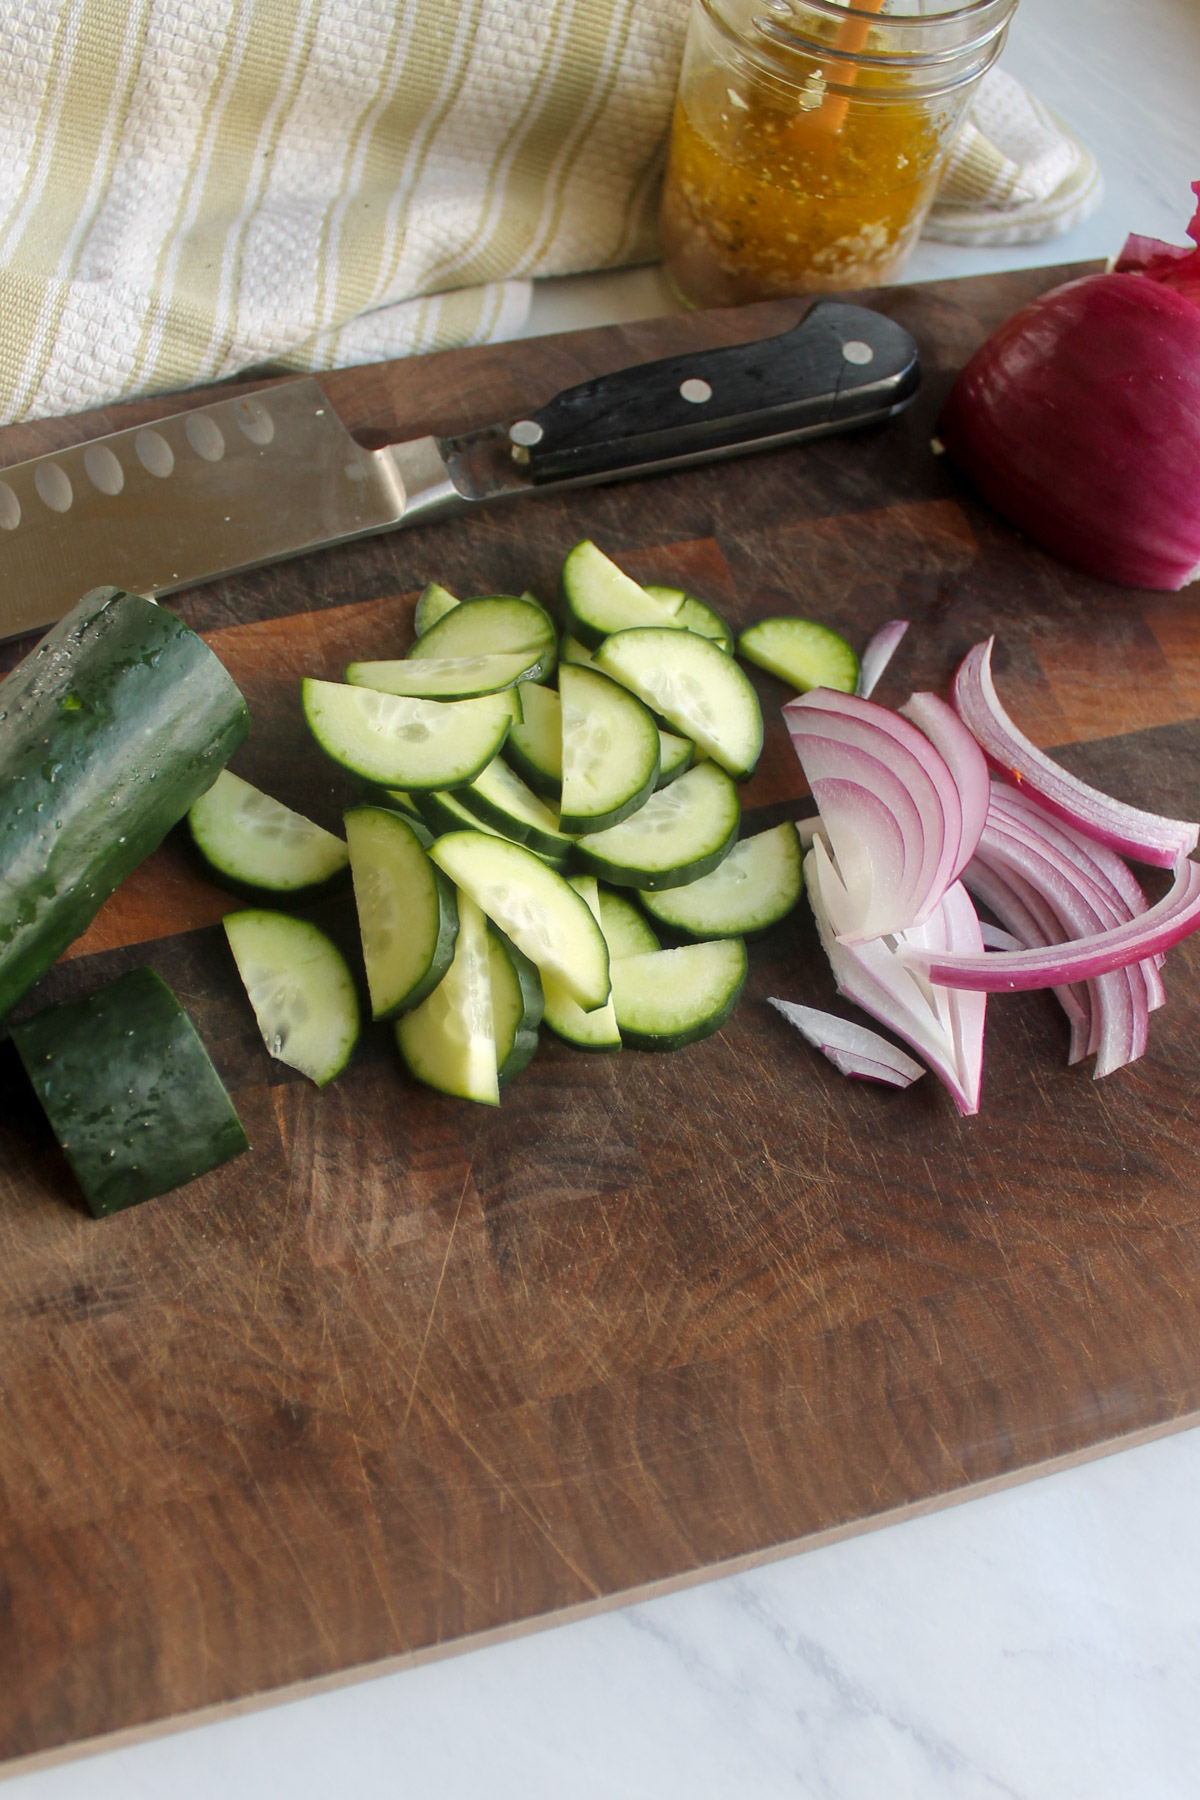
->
[5,1401,1194,1784]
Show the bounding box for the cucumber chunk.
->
[488,928,544,1082]
[429,831,610,1011]
[559,663,660,834]
[596,627,763,779]
[455,755,575,863]
[638,823,803,939]
[345,805,459,1018]
[737,616,859,695]
[596,888,661,959]
[574,760,740,890]
[542,876,623,1051]
[302,680,516,789]
[560,634,600,670]
[559,541,684,647]
[224,910,360,1087]
[656,729,694,787]
[396,893,499,1105]
[12,968,248,1216]
[413,582,460,636]
[346,648,546,700]
[411,594,557,672]
[413,785,513,844]
[643,584,735,654]
[611,939,747,1051]
[506,682,563,794]
[189,769,349,897]
[0,587,248,1022]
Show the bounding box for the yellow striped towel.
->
[0,2,1099,426]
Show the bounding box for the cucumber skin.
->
[12,967,248,1216]
[0,589,249,1021]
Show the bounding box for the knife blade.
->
[0,300,919,640]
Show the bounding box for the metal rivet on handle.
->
[680,378,713,404]
[509,420,544,447]
[841,341,874,366]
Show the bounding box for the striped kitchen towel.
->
[0,1,1099,426]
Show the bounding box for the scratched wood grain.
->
[5,262,1200,1773]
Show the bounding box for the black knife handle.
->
[513,301,920,484]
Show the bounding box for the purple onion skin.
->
[939,273,1200,592]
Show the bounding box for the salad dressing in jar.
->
[661,0,1018,307]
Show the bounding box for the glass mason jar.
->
[660,0,1018,306]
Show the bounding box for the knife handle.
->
[511,301,920,484]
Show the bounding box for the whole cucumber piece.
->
[0,587,249,1018]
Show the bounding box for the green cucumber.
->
[560,634,599,669]
[611,939,747,1051]
[429,831,610,1011]
[189,770,349,898]
[656,729,694,787]
[643,585,735,654]
[410,594,557,674]
[302,681,517,789]
[345,648,546,700]
[506,683,562,794]
[455,755,576,863]
[596,888,661,959]
[0,587,248,1021]
[413,785,512,843]
[574,760,740,890]
[638,822,803,938]
[224,910,360,1087]
[596,627,763,780]
[396,892,499,1105]
[413,581,460,636]
[559,663,660,834]
[559,541,684,647]
[736,616,859,694]
[12,967,248,1217]
[345,805,459,1018]
[541,876,622,1051]
[488,927,544,1082]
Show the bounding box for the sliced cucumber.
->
[396,892,499,1105]
[12,967,248,1217]
[189,769,349,897]
[574,760,740,890]
[737,616,859,695]
[597,888,661,959]
[541,876,622,1051]
[559,540,684,647]
[488,927,544,1083]
[429,831,610,1011]
[506,682,562,795]
[611,939,747,1051]
[560,634,600,669]
[375,788,431,831]
[410,594,556,672]
[413,581,459,636]
[559,663,660,835]
[302,680,516,789]
[455,755,575,863]
[346,648,545,700]
[638,822,803,938]
[413,785,512,844]
[656,728,694,787]
[596,628,762,779]
[643,584,735,654]
[345,805,459,1018]
[224,909,361,1088]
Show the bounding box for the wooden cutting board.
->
[5,261,1200,1774]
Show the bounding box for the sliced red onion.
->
[900,690,990,880]
[953,638,1199,868]
[901,858,1200,992]
[979,922,1022,951]
[784,737,925,939]
[962,857,1092,1062]
[857,619,909,700]
[768,998,925,1087]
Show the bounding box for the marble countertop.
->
[8,1,1200,1794]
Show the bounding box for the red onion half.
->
[939,183,1200,591]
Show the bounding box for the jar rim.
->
[698,0,1016,82]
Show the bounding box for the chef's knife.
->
[0,300,919,640]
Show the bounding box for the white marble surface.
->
[8,1,1200,1793]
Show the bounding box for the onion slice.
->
[768,998,925,1087]
[900,690,990,880]
[902,858,1200,992]
[857,620,909,700]
[953,638,1199,868]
